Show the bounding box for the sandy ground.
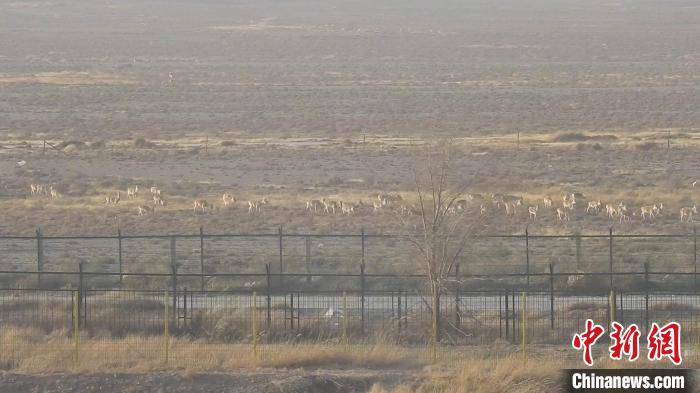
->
[0,369,415,393]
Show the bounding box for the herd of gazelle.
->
[29,184,60,199]
[29,182,698,223]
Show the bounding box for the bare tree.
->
[399,141,484,350]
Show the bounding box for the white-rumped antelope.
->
[528,205,538,220]
[193,199,214,213]
[543,197,553,209]
[137,205,153,216]
[127,185,139,199]
[222,193,235,207]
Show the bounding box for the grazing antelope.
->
[372,200,384,213]
[322,198,339,214]
[640,205,656,221]
[153,194,165,206]
[341,202,356,215]
[222,193,235,207]
[618,210,632,223]
[248,198,268,213]
[480,204,487,215]
[105,191,121,205]
[504,202,518,216]
[137,205,153,216]
[193,199,214,213]
[605,204,617,218]
[585,200,602,215]
[150,186,161,196]
[30,184,43,196]
[680,206,697,223]
[556,208,570,221]
[306,199,323,213]
[653,203,663,216]
[49,186,59,199]
[399,204,415,216]
[528,205,538,220]
[543,197,552,209]
[127,185,139,199]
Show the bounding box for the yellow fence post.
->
[342,292,348,348]
[252,291,258,356]
[521,291,527,363]
[431,292,438,361]
[72,290,79,368]
[163,290,169,365]
[609,290,616,324]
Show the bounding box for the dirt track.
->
[0,369,415,393]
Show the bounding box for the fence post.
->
[200,226,205,292]
[305,236,312,284]
[360,261,365,334]
[163,290,169,365]
[170,237,178,324]
[521,291,527,362]
[289,292,294,331]
[609,227,614,291]
[265,264,271,329]
[278,226,284,288]
[549,263,554,329]
[252,291,258,355]
[431,291,439,361]
[694,226,697,291]
[342,291,348,347]
[78,262,87,328]
[504,289,510,341]
[36,228,43,288]
[644,262,650,334]
[72,290,79,367]
[609,290,616,329]
[397,290,402,343]
[117,228,123,285]
[455,262,461,328]
[525,227,530,289]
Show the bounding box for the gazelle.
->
[248,198,268,213]
[30,184,43,196]
[504,202,518,216]
[372,200,384,213]
[193,199,214,213]
[341,202,355,215]
[605,204,617,218]
[640,205,656,221]
[127,185,139,199]
[619,210,631,223]
[306,199,323,213]
[49,186,59,199]
[680,206,697,223]
[556,208,570,221]
[585,200,602,215]
[692,180,697,188]
[153,194,165,206]
[528,205,538,220]
[480,204,487,215]
[137,205,153,216]
[105,191,121,205]
[543,196,552,208]
[150,186,161,196]
[222,193,235,207]
[322,198,338,214]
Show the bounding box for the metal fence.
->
[3,287,700,369]
[0,228,697,291]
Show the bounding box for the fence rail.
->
[0,227,698,292]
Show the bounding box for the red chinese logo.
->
[572,319,605,366]
[572,320,682,366]
[609,322,640,361]
[647,322,682,365]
